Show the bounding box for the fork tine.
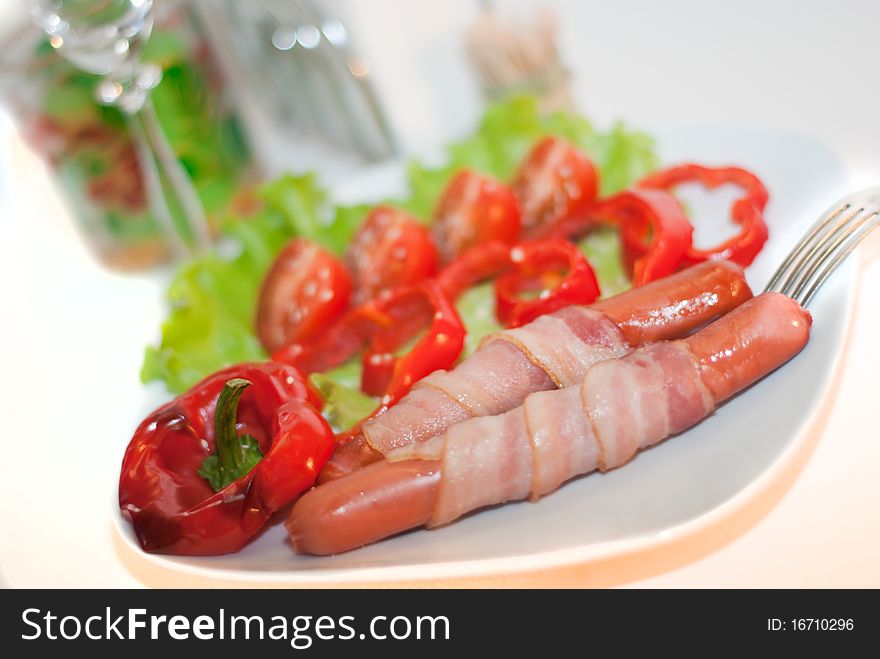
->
[778,205,869,298]
[795,211,880,307]
[764,201,850,292]
[764,186,880,307]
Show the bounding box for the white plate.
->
[113,123,855,583]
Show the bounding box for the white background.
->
[0,0,878,587]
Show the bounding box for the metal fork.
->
[765,187,880,307]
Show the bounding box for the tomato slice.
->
[512,136,599,238]
[345,205,439,304]
[256,238,352,353]
[431,170,522,263]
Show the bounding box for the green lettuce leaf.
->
[401,96,658,218]
[579,227,631,298]
[309,372,377,433]
[141,175,366,393]
[142,96,657,394]
[456,283,501,356]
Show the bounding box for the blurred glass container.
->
[198,0,398,170]
[0,1,259,270]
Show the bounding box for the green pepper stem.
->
[214,378,253,474]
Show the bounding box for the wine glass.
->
[27,0,211,255]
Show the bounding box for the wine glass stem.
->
[125,97,212,255]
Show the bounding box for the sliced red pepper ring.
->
[324,281,467,447]
[271,305,378,376]
[494,239,601,328]
[274,278,466,436]
[593,188,693,287]
[361,280,466,403]
[436,240,513,299]
[272,277,464,378]
[637,164,769,266]
[118,362,334,556]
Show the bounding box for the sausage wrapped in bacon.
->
[321,260,753,481]
[288,293,810,555]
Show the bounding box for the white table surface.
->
[1,0,879,588]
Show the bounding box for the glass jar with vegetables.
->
[0,1,257,270]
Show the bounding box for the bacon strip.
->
[365,308,626,455]
[417,340,556,416]
[482,308,629,387]
[422,338,714,526]
[524,386,599,499]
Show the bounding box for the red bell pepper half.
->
[119,362,334,555]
